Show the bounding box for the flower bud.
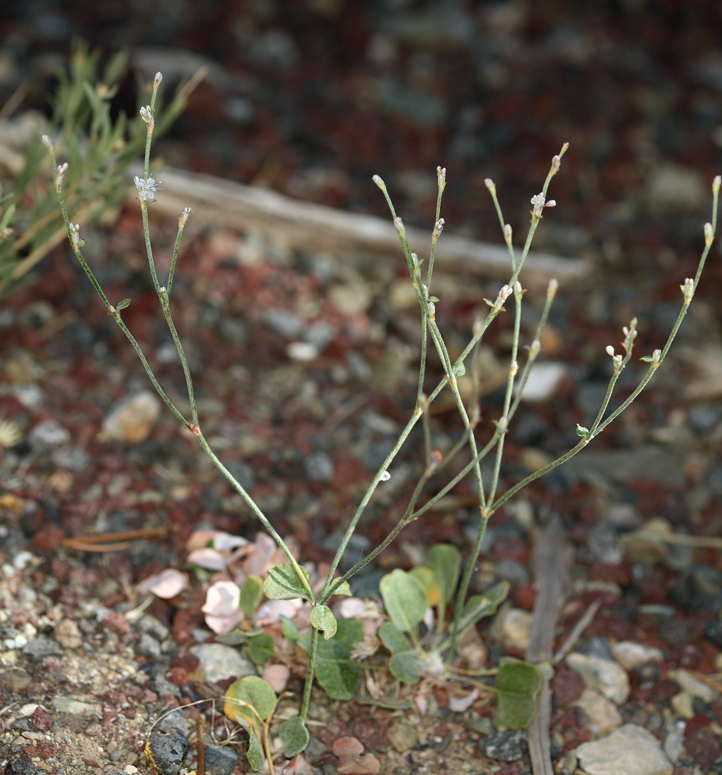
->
[606,345,615,357]
[504,224,512,244]
[484,178,495,192]
[547,278,558,301]
[714,175,721,194]
[41,135,54,150]
[432,218,445,242]
[437,166,446,188]
[704,222,713,247]
[681,277,695,304]
[372,174,385,190]
[154,72,163,89]
[394,216,405,239]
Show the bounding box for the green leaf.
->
[240,575,264,618]
[495,659,542,729]
[408,566,439,607]
[280,615,300,643]
[234,714,265,773]
[314,617,363,700]
[263,564,311,601]
[279,717,310,758]
[457,581,509,632]
[225,676,277,722]
[378,622,422,683]
[640,355,655,363]
[115,298,131,312]
[576,424,590,438]
[424,543,461,612]
[328,578,352,597]
[380,569,428,632]
[310,604,337,640]
[247,632,275,666]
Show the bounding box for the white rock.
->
[567,652,630,705]
[576,723,672,775]
[516,362,568,402]
[190,643,257,683]
[572,688,623,736]
[499,607,532,652]
[672,668,718,703]
[98,391,161,443]
[611,641,663,671]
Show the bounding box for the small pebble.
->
[566,652,630,705]
[388,721,418,752]
[203,743,240,775]
[480,729,528,762]
[190,643,257,683]
[611,641,663,671]
[54,618,82,650]
[576,723,672,775]
[98,391,161,443]
[144,733,188,775]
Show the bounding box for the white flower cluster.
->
[134,176,160,202]
[139,105,155,132]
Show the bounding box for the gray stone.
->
[577,637,614,661]
[567,653,630,705]
[262,309,302,339]
[52,696,101,715]
[611,641,663,671]
[54,618,82,650]
[576,723,672,775]
[137,633,162,660]
[669,566,722,611]
[304,452,334,483]
[136,614,171,641]
[566,446,684,487]
[151,673,181,699]
[203,743,240,775]
[28,418,70,449]
[145,734,188,775]
[494,558,530,591]
[587,521,623,565]
[155,710,189,737]
[480,729,528,762]
[190,643,257,683]
[23,636,63,662]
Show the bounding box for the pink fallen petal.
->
[244,532,281,577]
[261,663,290,693]
[414,693,428,715]
[204,610,246,635]
[212,533,249,552]
[186,529,224,551]
[278,754,314,775]
[138,569,187,599]
[448,687,479,713]
[187,548,227,571]
[202,580,241,616]
[332,737,381,775]
[255,599,303,626]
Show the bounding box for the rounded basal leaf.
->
[495,660,542,729]
[458,581,509,631]
[239,575,264,618]
[329,579,352,597]
[232,714,264,773]
[379,569,428,632]
[314,618,364,700]
[310,604,338,640]
[378,622,422,683]
[225,676,277,722]
[408,566,439,608]
[263,564,311,601]
[247,632,275,665]
[423,543,461,611]
[279,716,310,758]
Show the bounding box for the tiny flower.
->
[134,175,160,202]
[432,218,445,242]
[41,135,54,150]
[704,222,713,247]
[606,345,615,357]
[427,300,436,318]
[68,223,81,248]
[530,192,546,217]
[139,105,155,132]
[372,174,385,190]
[394,216,405,238]
[56,162,68,186]
[484,178,495,192]
[504,224,512,244]
[681,277,695,304]
[547,278,558,300]
[513,280,523,299]
[437,166,446,188]
[179,206,191,227]
[714,175,721,194]
[410,252,419,272]
[154,72,163,88]
[495,284,512,309]
[380,470,391,481]
[528,339,540,359]
[510,360,518,377]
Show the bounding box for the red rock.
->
[167,666,188,685]
[81,757,102,768]
[684,726,721,768]
[171,608,195,646]
[31,524,66,551]
[171,653,200,672]
[513,582,536,611]
[651,678,679,700]
[589,562,631,584]
[552,668,585,706]
[37,742,58,759]
[102,611,131,637]
[30,706,52,731]
[684,713,711,735]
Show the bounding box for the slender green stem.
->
[487,183,516,271]
[159,294,199,428]
[197,431,313,601]
[300,628,318,720]
[167,212,189,296]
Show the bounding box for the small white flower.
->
[56,163,68,186]
[134,175,160,202]
[68,223,81,247]
[139,105,155,131]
